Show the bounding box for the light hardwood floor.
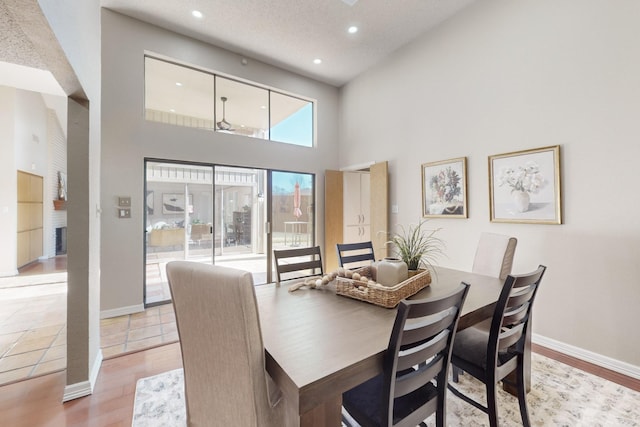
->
[0,342,638,427]
[0,343,183,427]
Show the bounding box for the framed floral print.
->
[489,145,562,224]
[422,157,468,218]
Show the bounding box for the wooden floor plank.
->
[1,340,637,426]
[0,343,182,427]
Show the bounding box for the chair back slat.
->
[396,329,449,371]
[394,356,444,398]
[507,286,536,308]
[497,323,525,351]
[502,301,530,326]
[400,309,457,346]
[336,241,375,270]
[273,246,324,283]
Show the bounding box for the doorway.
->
[144,160,315,306]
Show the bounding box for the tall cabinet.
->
[343,171,370,243]
[324,161,388,272]
[17,171,44,268]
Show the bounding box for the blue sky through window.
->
[270,103,313,147]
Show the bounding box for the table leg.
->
[282,394,342,427]
[299,395,342,427]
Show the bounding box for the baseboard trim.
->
[62,349,103,402]
[90,349,103,388]
[62,349,102,403]
[533,334,640,380]
[0,269,19,278]
[62,380,92,402]
[100,304,144,319]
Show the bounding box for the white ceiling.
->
[101,0,476,87]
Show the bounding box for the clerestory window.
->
[144,56,314,147]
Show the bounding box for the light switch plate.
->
[118,196,131,207]
[118,208,131,218]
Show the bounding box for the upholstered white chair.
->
[166,261,285,427]
[471,232,518,280]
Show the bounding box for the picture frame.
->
[489,145,562,224]
[421,157,468,218]
[162,193,193,214]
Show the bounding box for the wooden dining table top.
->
[254,265,505,420]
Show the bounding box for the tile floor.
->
[0,260,178,386]
[1,242,297,387]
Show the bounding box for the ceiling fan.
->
[216,96,235,131]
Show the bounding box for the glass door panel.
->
[144,161,214,306]
[270,171,315,278]
[213,166,268,284]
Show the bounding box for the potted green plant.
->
[387,220,445,272]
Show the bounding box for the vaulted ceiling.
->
[101,0,475,87]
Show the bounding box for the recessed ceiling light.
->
[169,109,176,113]
[260,105,267,109]
[175,82,183,86]
[348,26,358,34]
[313,58,322,65]
[192,10,203,19]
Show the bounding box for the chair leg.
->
[517,360,531,427]
[452,365,461,382]
[486,381,499,427]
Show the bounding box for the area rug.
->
[132,353,640,426]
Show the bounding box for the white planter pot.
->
[376,257,408,286]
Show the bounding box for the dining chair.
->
[472,232,518,280]
[166,261,286,427]
[448,265,547,427]
[336,241,376,270]
[273,245,324,284]
[342,283,470,427]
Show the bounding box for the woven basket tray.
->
[335,266,431,308]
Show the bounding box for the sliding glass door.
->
[144,160,314,306]
[270,171,315,278]
[212,166,268,284]
[145,161,215,305]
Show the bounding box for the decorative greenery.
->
[498,162,545,194]
[387,220,445,270]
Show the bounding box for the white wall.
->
[47,108,67,257]
[14,90,48,176]
[0,87,17,276]
[100,11,340,312]
[0,88,57,275]
[340,0,640,369]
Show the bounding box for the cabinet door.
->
[343,172,362,226]
[360,173,370,225]
[344,225,370,244]
[17,232,30,267]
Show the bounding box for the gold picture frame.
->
[489,145,562,224]
[421,157,468,218]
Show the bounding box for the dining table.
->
[255,266,511,427]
